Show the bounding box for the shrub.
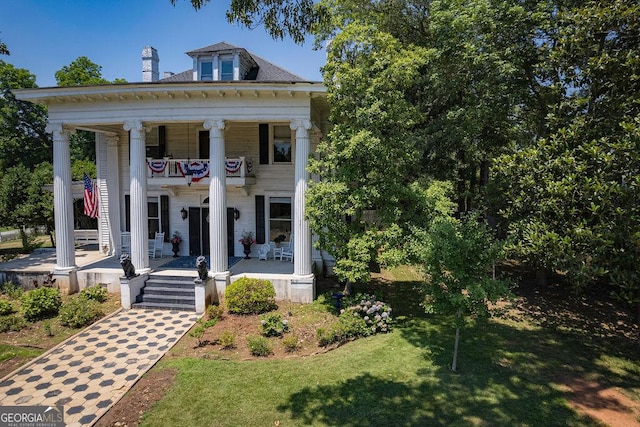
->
[0,315,26,332]
[80,285,108,303]
[260,312,290,337]
[21,287,62,321]
[343,294,394,334]
[0,299,15,316]
[218,330,236,349]
[206,304,224,320]
[189,318,217,346]
[317,311,370,346]
[225,278,277,314]
[247,335,272,357]
[43,320,54,337]
[190,325,205,345]
[282,334,301,352]
[1,282,23,299]
[59,296,103,328]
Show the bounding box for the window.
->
[220,60,233,81]
[148,197,160,239]
[269,197,291,242]
[273,125,292,163]
[200,61,213,81]
[124,195,169,241]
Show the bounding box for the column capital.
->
[46,121,75,137]
[203,119,225,131]
[290,119,312,131]
[105,135,120,147]
[123,120,143,132]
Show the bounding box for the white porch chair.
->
[120,232,131,255]
[280,235,294,262]
[149,232,165,258]
[257,243,270,261]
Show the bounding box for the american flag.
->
[83,172,99,218]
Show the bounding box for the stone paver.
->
[0,309,198,426]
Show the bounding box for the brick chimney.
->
[142,46,159,82]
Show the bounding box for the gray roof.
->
[160,41,306,83]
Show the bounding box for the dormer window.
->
[200,61,213,81]
[220,59,233,81]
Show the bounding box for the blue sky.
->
[0,0,326,87]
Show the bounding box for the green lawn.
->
[139,271,640,426]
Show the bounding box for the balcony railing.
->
[146,157,253,182]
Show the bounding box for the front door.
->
[189,207,235,258]
[227,207,235,257]
[188,207,210,256]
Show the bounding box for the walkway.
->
[0,309,198,426]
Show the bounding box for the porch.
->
[0,245,298,302]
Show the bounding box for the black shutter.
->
[124,195,130,232]
[255,195,265,244]
[161,195,169,241]
[259,123,269,165]
[158,125,166,158]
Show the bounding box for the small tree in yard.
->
[421,214,510,372]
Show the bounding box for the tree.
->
[305,0,546,284]
[0,33,9,55]
[54,56,110,87]
[0,60,51,170]
[420,214,509,372]
[55,57,126,162]
[0,163,54,248]
[171,0,328,44]
[488,1,640,321]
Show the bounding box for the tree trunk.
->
[451,310,461,372]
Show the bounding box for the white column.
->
[105,135,121,256]
[291,119,313,276]
[124,120,149,272]
[204,119,228,274]
[47,121,76,271]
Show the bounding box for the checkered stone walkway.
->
[0,309,198,426]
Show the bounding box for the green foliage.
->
[21,287,62,321]
[1,281,23,299]
[260,312,290,337]
[421,214,509,322]
[206,304,224,320]
[342,294,393,334]
[55,56,110,86]
[225,278,277,315]
[316,311,370,347]
[43,320,53,337]
[0,299,14,316]
[246,335,272,357]
[189,317,218,346]
[0,314,26,332]
[218,330,236,349]
[282,334,301,352]
[0,60,51,171]
[175,0,327,44]
[58,296,103,328]
[79,285,108,303]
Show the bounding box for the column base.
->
[195,277,214,314]
[291,273,315,303]
[211,271,230,303]
[52,268,79,295]
[120,273,149,309]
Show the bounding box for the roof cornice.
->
[13,81,326,105]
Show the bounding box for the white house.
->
[14,42,329,306]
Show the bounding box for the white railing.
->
[146,157,253,180]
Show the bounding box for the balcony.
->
[146,157,256,189]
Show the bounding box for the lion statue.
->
[196,255,209,280]
[119,253,138,279]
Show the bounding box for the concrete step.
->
[131,301,195,311]
[141,286,195,297]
